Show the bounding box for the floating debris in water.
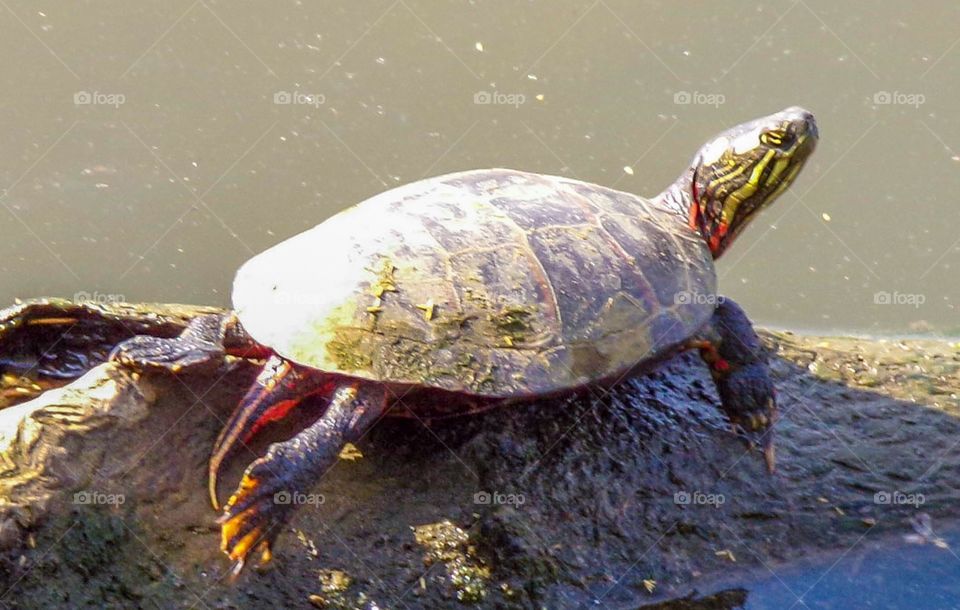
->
[905,513,949,549]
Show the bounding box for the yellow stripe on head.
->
[720,148,776,225]
[687,107,818,258]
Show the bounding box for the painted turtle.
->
[108,107,817,574]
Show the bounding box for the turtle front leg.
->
[110,312,264,374]
[1,299,260,379]
[219,381,388,576]
[686,299,777,472]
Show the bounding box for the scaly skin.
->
[687,300,778,472]
[217,383,387,576]
[3,108,817,575]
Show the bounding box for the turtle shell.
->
[233,169,716,398]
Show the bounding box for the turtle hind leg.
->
[687,298,777,472]
[110,313,234,374]
[208,355,334,510]
[218,382,388,577]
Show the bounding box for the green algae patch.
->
[325,330,374,372]
[494,305,537,346]
[284,298,375,373]
[307,569,384,609]
[413,520,491,603]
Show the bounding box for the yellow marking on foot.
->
[258,542,273,565]
[225,523,265,563]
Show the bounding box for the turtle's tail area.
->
[208,355,332,509]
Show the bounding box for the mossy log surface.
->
[0,300,957,609]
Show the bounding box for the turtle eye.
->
[760,129,794,149]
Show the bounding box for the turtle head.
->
[686,106,818,258]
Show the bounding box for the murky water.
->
[1,2,958,334]
[669,531,960,610]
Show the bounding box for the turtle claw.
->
[226,540,273,582]
[213,382,386,575]
[218,456,291,575]
[714,361,777,473]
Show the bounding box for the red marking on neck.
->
[709,222,729,256]
[688,181,701,231]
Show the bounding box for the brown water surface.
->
[1,2,958,334]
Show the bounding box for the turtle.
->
[98,106,817,574]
